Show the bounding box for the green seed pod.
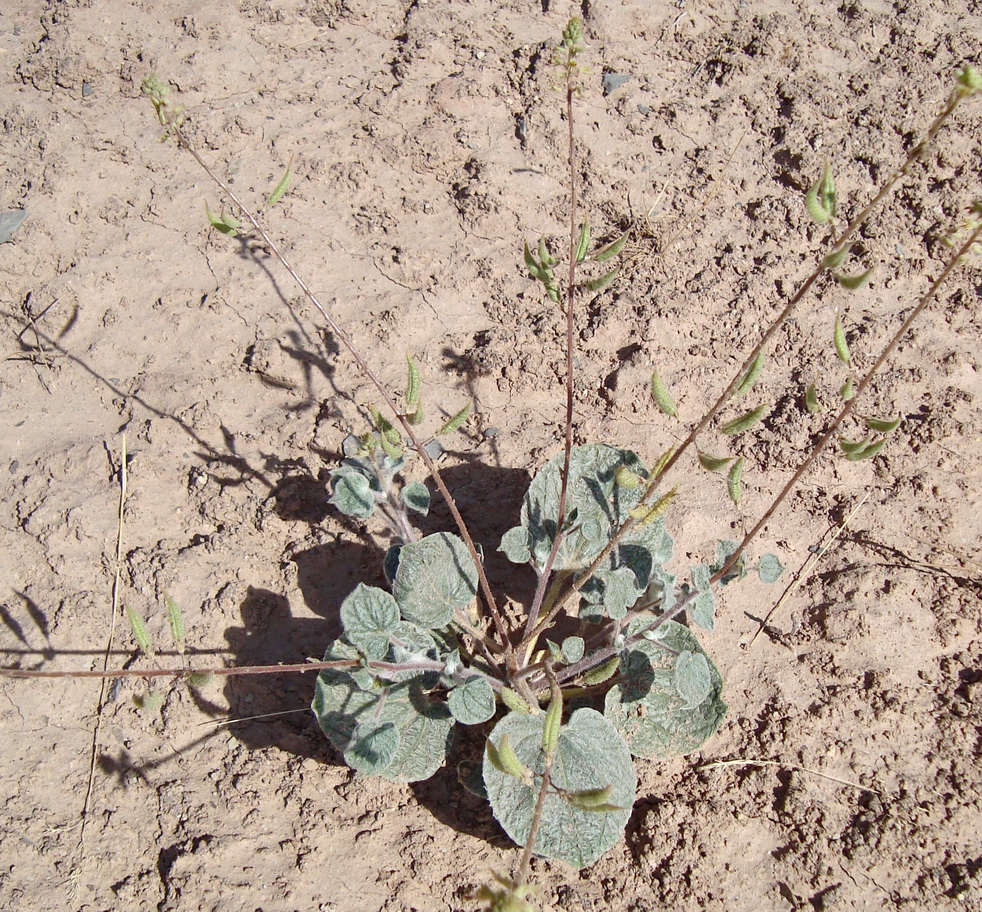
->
[404,353,421,411]
[564,784,613,808]
[593,229,631,262]
[839,435,872,455]
[823,247,849,270]
[845,438,888,461]
[583,655,620,685]
[837,267,873,290]
[734,351,765,398]
[628,485,678,526]
[864,414,903,434]
[804,382,820,414]
[542,690,563,758]
[805,163,836,224]
[125,605,154,657]
[584,266,619,292]
[614,466,642,489]
[839,376,856,401]
[438,400,473,435]
[833,312,851,364]
[956,64,981,94]
[727,457,744,506]
[574,218,591,263]
[650,370,677,417]
[698,452,735,472]
[721,403,768,435]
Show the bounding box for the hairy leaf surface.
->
[393,532,478,628]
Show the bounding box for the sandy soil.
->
[1,1,980,910]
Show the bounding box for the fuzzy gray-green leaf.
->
[561,636,585,664]
[312,640,453,783]
[483,709,636,868]
[329,470,377,518]
[393,532,478,628]
[0,210,27,244]
[674,650,712,708]
[125,605,154,656]
[593,229,630,262]
[721,404,768,436]
[757,553,785,584]
[340,584,400,659]
[448,675,496,725]
[401,480,430,515]
[166,595,185,651]
[605,619,726,759]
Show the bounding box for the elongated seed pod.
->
[845,438,887,461]
[438,400,473,435]
[721,404,768,435]
[837,267,873,290]
[404,353,421,411]
[734,351,765,398]
[574,218,591,263]
[500,686,535,714]
[698,452,735,472]
[542,690,562,758]
[593,228,630,262]
[583,655,620,685]
[833,312,851,364]
[805,382,820,414]
[865,414,903,434]
[727,457,744,506]
[650,370,677,417]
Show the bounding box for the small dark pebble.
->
[9,460,19,474]
[482,427,500,439]
[602,72,631,96]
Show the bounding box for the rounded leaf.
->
[340,584,400,659]
[605,620,726,759]
[312,643,453,783]
[483,708,636,869]
[393,532,478,628]
[448,675,496,725]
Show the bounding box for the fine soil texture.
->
[1,1,980,911]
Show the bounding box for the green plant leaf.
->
[344,719,399,775]
[393,532,478,628]
[329,470,377,518]
[844,438,888,461]
[839,376,856,401]
[404,353,422,411]
[340,584,400,659]
[505,445,673,582]
[823,247,849,269]
[583,655,620,685]
[757,553,785,584]
[448,675,496,725]
[605,620,726,759]
[561,636,585,664]
[687,564,714,632]
[401,480,430,515]
[674,650,712,708]
[712,539,746,586]
[483,708,636,868]
[312,639,453,782]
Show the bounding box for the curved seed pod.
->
[438,400,473,435]
[698,452,735,472]
[575,218,591,263]
[126,605,154,656]
[584,266,619,292]
[839,435,872,455]
[650,446,675,479]
[650,370,677,417]
[721,403,768,435]
[865,414,903,434]
[265,159,293,208]
[805,382,820,414]
[500,686,535,714]
[805,163,836,224]
[727,457,744,506]
[839,376,856,401]
[823,247,849,269]
[628,485,678,527]
[487,734,533,786]
[538,238,557,268]
[734,351,765,398]
[583,655,620,685]
[166,596,185,651]
[845,438,888,461]
[542,689,563,758]
[563,784,614,809]
[593,228,630,262]
[524,241,546,281]
[837,267,873,290]
[833,313,851,364]
[614,466,642,489]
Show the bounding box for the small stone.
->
[602,72,631,96]
[82,81,93,98]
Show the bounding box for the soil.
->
[1,1,980,910]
